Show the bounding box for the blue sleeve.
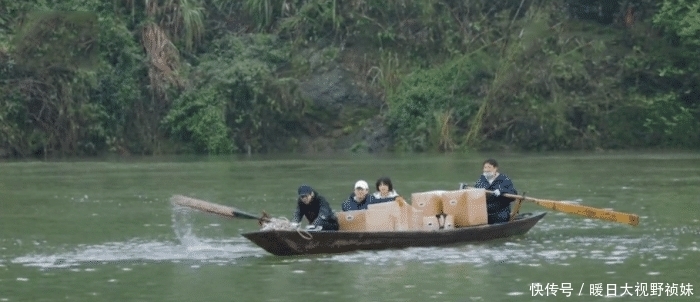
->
[341,196,353,211]
[366,194,378,204]
[497,176,517,195]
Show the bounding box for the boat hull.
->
[241,212,546,256]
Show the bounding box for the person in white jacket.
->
[371,176,399,204]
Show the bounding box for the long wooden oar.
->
[486,191,640,226]
[170,195,270,222]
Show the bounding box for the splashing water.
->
[9,205,262,269]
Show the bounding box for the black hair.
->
[483,158,499,168]
[375,176,393,191]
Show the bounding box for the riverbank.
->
[1,1,698,158]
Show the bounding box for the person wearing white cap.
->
[340,180,373,211]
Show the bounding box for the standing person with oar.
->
[292,185,340,231]
[466,158,518,224]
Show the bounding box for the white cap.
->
[354,180,369,190]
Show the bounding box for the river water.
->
[0,152,698,301]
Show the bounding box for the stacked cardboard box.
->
[464,189,488,226]
[365,201,398,232]
[410,190,444,217]
[422,216,440,230]
[365,197,423,232]
[336,188,488,232]
[443,214,455,229]
[408,206,423,230]
[441,189,488,227]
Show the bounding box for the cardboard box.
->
[365,206,397,232]
[441,189,487,226]
[366,197,417,231]
[410,190,444,217]
[465,189,488,226]
[422,216,440,231]
[366,201,400,232]
[336,210,367,231]
[444,214,455,230]
[393,197,412,231]
[409,206,423,231]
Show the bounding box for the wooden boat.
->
[172,191,637,257]
[241,212,546,256]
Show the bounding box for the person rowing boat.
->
[462,158,518,224]
[292,185,339,231]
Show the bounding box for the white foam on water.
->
[9,205,262,269]
[324,246,522,267]
[10,237,259,269]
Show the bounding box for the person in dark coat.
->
[341,180,373,211]
[292,185,339,231]
[471,159,518,224]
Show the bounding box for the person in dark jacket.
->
[341,180,373,211]
[471,158,518,224]
[292,185,339,231]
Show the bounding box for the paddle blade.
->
[528,198,640,226]
[170,195,260,220]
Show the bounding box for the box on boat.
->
[365,202,398,232]
[410,190,444,217]
[422,215,439,230]
[444,214,455,229]
[365,197,415,231]
[336,209,368,231]
[338,194,474,232]
[441,189,488,226]
[409,206,423,230]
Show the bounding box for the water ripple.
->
[9,207,694,270]
[10,238,260,268]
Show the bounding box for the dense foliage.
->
[0,0,698,157]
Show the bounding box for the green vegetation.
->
[0,0,698,157]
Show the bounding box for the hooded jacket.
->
[292,190,338,227]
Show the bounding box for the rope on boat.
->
[260,216,313,240]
